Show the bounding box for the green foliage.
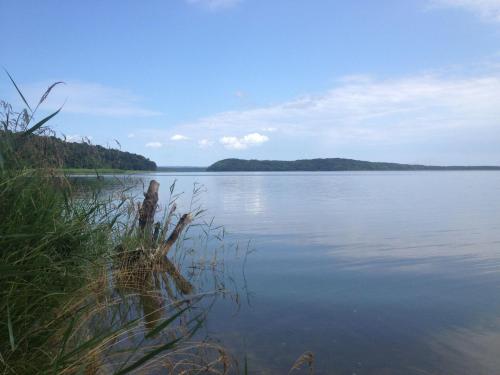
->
[207,157,500,171]
[0,168,213,374]
[1,131,157,171]
[0,169,111,373]
[0,91,156,171]
[0,75,214,374]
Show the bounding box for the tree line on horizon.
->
[206,158,500,171]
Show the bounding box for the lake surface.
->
[99,171,500,374]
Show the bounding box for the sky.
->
[2,0,500,166]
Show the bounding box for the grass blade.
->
[7,304,15,351]
[4,69,32,113]
[145,304,190,339]
[23,107,61,136]
[114,337,182,375]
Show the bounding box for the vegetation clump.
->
[0,78,234,374]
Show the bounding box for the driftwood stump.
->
[139,180,159,234]
[137,180,192,259]
[115,178,195,325]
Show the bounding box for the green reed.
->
[0,75,233,374]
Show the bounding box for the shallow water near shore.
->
[82,171,500,374]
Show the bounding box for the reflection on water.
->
[114,257,194,333]
[82,171,500,374]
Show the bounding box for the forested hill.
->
[4,132,157,171]
[207,158,500,172]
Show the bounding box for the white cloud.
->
[22,81,161,117]
[127,133,135,138]
[145,142,163,148]
[170,134,189,141]
[174,71,500,148]
[242,132,269,144]
[220,136,246,150]
[430,0,500,22]
[220,132,269,150]
[186,0,241,10]
[198,139,214,148]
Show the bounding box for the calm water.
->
[102,171,500,374]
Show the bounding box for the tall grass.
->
[0,169,110,373]
[0,77,236,374]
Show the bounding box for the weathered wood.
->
[158,213,192,257]
[139,180,159,233]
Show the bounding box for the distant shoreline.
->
[206,158,500,172]
[63,164,500,175]
[62,168,144,175]
[64,167,208,174]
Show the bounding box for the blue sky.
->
[2,0,500,166]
